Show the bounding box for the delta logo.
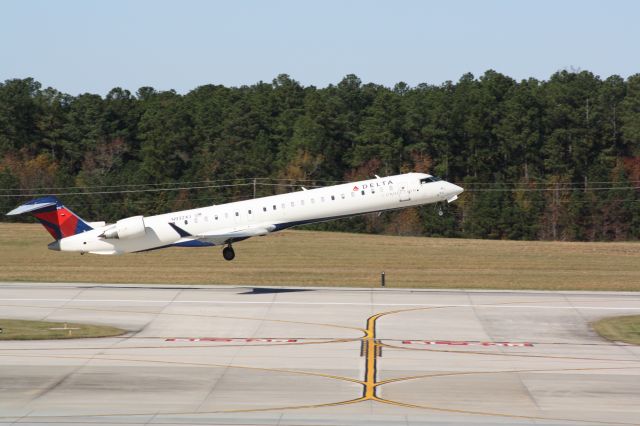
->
[352,181,393,191]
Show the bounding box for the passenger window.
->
[331,195,335,200]
[184,220,188,225]
[263,207,267,212]
[341,194,345,199]
[273,205,276,210]
[248,209,252,214]
[215,215,218,220]
[361,190,365,195]
[371,189,375,194]
[235,212,239,217]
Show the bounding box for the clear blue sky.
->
[2,0,639,95]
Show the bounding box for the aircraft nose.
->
[444,182,463,203]
[47,240,60,251]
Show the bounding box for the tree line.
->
[1,70,639,241]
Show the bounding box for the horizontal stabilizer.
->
[7,196,59,216]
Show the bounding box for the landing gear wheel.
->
[222,245,235,261]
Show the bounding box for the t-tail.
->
[6,196,93,240]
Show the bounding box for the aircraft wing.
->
[197,225,275,243]
[169,222,275,245]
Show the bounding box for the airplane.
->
[7,172,463,260]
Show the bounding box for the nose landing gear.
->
[222,244,235,261]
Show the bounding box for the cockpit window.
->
[419,176,442,184]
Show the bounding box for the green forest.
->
[1,70,640,241]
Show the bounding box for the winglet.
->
[169,222,192,237]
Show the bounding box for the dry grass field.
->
[1,223,639,290]
[592,315,640,345]
[0,319,125,340]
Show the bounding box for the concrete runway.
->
[1,284,640,425]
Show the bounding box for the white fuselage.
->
[54,173,463,255]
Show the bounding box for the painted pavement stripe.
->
[401,340,534,347]
[0,298,639,310]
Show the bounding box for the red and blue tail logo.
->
[6,196,92,240]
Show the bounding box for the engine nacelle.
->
[101,215,146,240]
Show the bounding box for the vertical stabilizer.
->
[6,196,93,240]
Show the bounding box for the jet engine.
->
[100,215,146,239]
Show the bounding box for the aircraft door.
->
[399,182,411,202]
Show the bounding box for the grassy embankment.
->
[592,315,640,345]
[0,319,125,340]
[1,223,640,290]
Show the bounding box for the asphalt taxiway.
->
[1,283,639,425]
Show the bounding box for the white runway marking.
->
[1,298,639,310]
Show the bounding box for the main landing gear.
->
[222,244,235,261]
